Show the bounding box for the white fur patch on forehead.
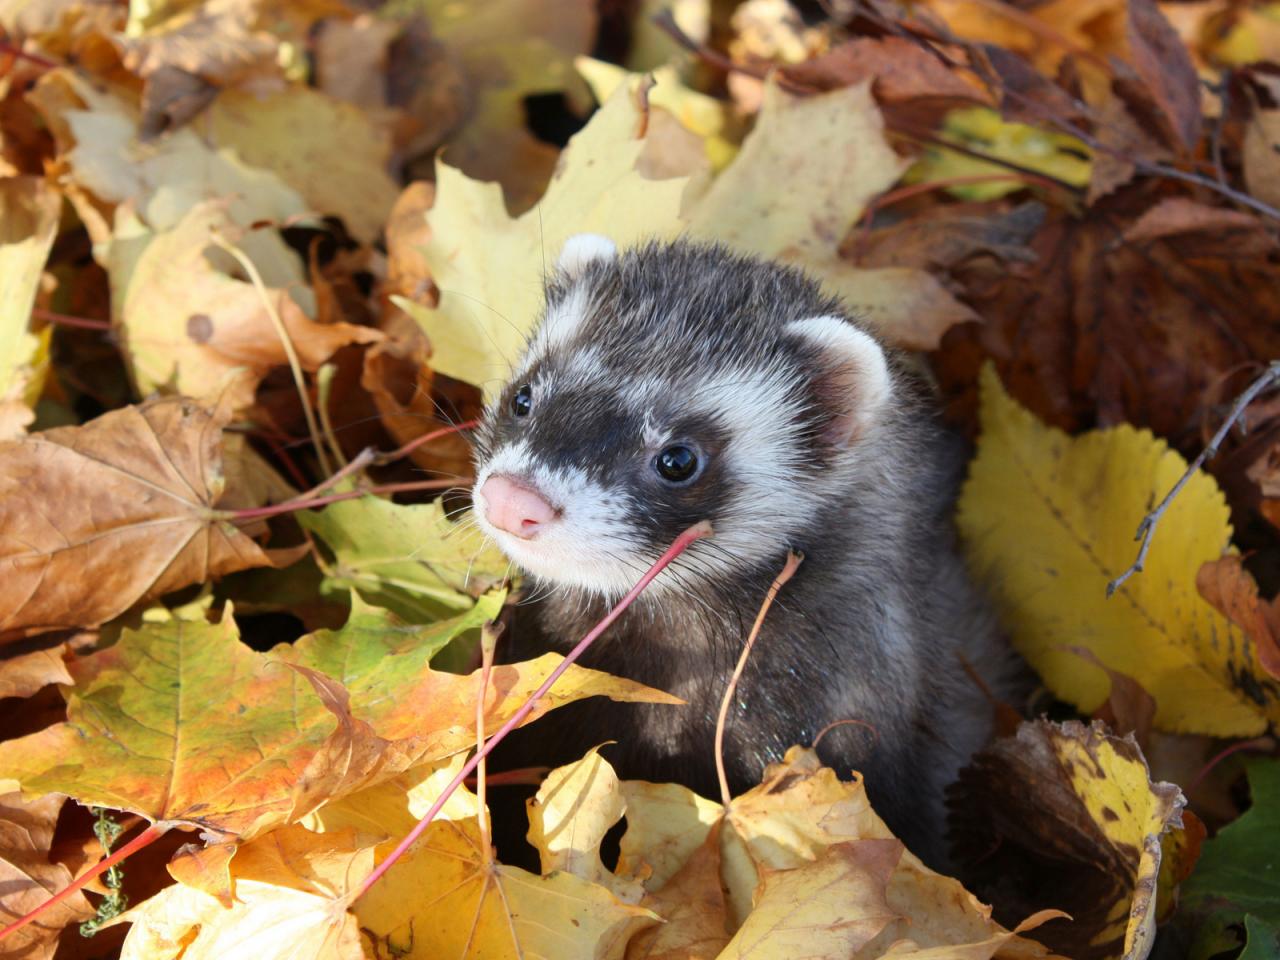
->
[785,315,890,444]
[528,282,591,362]
[472,439,650,599]
[557,233,617,275]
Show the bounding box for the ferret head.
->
[470,236,896,599]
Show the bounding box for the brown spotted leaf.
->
[950,720,1190,960]
[1197,556,1280,681]
[0,397,276,641]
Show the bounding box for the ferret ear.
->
[557,233,617,276]
[785,315,891,446]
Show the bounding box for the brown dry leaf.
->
[0,397,275,641]
[0,792,94,960]
[933,199,1280,442]
[1197,556,1280,680]
[118,825,372,960]
[313,13,402,112]
[109,201,381,411]
[0,645,72,699]
[1070,647,1158,745]
[950,720,1189,960]
[360,337,479,481]
[1244,108,1280,213]
[782,35,989,109]
[1119,0,1203,152]
[1121,197,1275,256]
[617,780,724,893]
[412,0,597,214]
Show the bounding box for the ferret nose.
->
[478,475,559,539]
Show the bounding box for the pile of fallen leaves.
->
[0,0,1278,957]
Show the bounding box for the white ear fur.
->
[557,233,617,275]
[786,315,891,444]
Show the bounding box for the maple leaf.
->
[0,397,276,640]
[28,70,307,246]
[0,176,60,439]
[0,792,94,960]
[958,364,1279,735]
[951,720,1189,960]
[397,79,698,398]
[719,839,903,959]
[299,494,510,622]
[354,815,658,960]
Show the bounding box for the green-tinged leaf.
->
[1243,916,1280,960]
[0,610,334,838]
[958,365,1276,736]
[282,590,505,684]
[299,497,508,621]
[1184,760,1280,957]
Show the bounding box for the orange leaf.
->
[1197,556,1280,680]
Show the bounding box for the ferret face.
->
[469,237,893,599]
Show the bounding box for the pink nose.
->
[479,475,559,539]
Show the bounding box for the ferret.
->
[469,236,1018,867]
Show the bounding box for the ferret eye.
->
[655,444,699,483]
[511,384,533,417]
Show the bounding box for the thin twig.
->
[1107,361,1280,596]
[375,419,480,466]
[211,231,333,476]
[350,520,713,902]
[475,622,503,852]
[226,477,459,523]
[714,551,802,809]
[31,308,113,332]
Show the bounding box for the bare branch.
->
[1107,361,1280,597]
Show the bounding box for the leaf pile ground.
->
[0,0,1277,958]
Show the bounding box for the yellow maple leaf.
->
[118,825,372,960]
[957,365,1278,736]
[397,80,699,399]
[355,816,658,959]
[0,176,59,438]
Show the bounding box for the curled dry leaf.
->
[0,792,94,960]
[109,201,382,412]
[0,645,73,699]
[118,825,373,960]
[719,839,903,960]
[1196,556,1280,680]
[950,720,1190,960]
[0,397,277,641]
[958,365,1278,736]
